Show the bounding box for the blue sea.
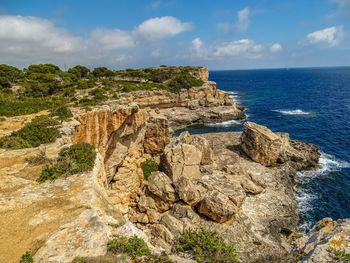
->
[185,67,350,231]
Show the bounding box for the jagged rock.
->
[197,190,237,223]
[160,213,184,236]
[241,178,264,195]
[150,224,174,243]
[162,134,202,181]
[147,171,176,203]
[174,176,201,206]
[143,116,170,154]
[240,122,286,166]
[146,209,161,224]
[189,135,213,165]
[138,195,157,213]
[294,218,350,263]
[172,204,201,225]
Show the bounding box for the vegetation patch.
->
[168,72,204,93]
[37,143,96,182]
[26,150,49,166]
[330,249,350,262]
[0,116,60,149]
[141,159,159,180]
[50,105,73,120]
[19,251,34,263]
[176,228,239,263]
[107,236,151,258]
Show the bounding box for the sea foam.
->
[273,109,311,115]
[296,152,350,231]
[205,119,241,127]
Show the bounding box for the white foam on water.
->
[226,91,238,95]
[273,109,311,115]
[205,119,241,127]
[296,152,350,231]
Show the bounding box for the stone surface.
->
[143,116,170,154]
[174,176,201,206]
[198,190,237,223]
[147,171,176,203]
[240,121,320,168]
[294,218,350,263]
[240,121,285,166]
[162,134,203,182]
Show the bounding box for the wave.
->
[296,152,350,231]
[273,109,311,115]
[225,91,238,95]
[205,119,241,127]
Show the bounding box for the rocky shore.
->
[0,69,348,263]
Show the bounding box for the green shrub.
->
[92,67,114,77]
[176,229,239,263]
[89,88,108,101]
[141,159,159,180]
[330,249,350,262]
[168,73,204,93]
[0,116,60,149]
[26,150,49,165]
[0,96,61,117]
[26,64,61,74]
[19,251,33,263]
[50,105,73,120]
[76,79,96,90]
[0,64,23,88]
[68,65,90,79]
[37,143,96,182]
[107,236,150,258]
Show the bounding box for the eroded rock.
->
[148,171,176,203]
[197,190,237,223]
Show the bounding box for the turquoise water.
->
[184,67,350,230]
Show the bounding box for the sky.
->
[0,0,350,70]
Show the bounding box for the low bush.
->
[0,95,62,117]
[19,251,33,263]
[107,236,150,258]
[168,72,204,93]
[176,228,239,263]
[26,150,49,165]
[37,143,96,182]
[141,159,159,180]
[50,105,73,120]
[330,249,350,262]
[0,116,60,149]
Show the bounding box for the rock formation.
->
[240,121,320,169]
[293,218,350,262]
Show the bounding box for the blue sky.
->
[0,0,349,69]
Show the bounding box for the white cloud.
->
[270,43,283,52]
[192,38,203,50]
[135,16,192,41]
[235,7,250,32]
[91,28,135,50]
[307,26,344,47]
[0,15,83,55]
[213,39,265,58]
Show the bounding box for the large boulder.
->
[197,190,237,223]
[147,171,176,203]
[162,133,203,181]
[240,122,320,168]
[240,122,285,166]
[174,176,201,206]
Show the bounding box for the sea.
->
[181,67,350,231]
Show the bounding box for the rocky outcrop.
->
[240,121,320,169]
[293,218,350,263]
[143,116,170,154]
[198,190,238,223]
[112,81,245,128]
